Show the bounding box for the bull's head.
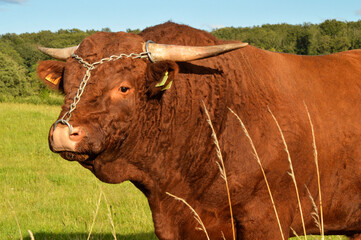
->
[37,31,247,181]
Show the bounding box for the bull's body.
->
[37,23,361,239]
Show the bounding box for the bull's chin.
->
[59,152,96,171]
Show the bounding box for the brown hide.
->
[37,22,361,240]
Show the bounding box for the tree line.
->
[0,19,360,104]
[212,19,361,55]
[0,28,104,104]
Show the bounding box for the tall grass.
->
[7,199,23,240]
[229,108,285,240]
[304,102,324,239]
[165,102,236,240]
[87,191,103,240]
[203,102,236,240]
[267,107,308,238]
[229,104,346,240]
[87,186,118,240]
[166,192,211,240]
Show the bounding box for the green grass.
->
[0,102,157,240]
[0,102,349,240]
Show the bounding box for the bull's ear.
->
[37,60,65,92]
[145,61,179,98]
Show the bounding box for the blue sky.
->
[0,0,361,35]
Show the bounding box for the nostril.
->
[69,127,85,142]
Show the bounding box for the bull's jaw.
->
[78,157,96,172]
[59,151,96,171]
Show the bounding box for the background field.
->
[0,102,349,239]
[0,103,157,240]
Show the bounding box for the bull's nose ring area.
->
[53,119,73,135]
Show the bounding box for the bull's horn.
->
[38,46,78,60]
[145,41,248,62]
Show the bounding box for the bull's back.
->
[287,50,361,134]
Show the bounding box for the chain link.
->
[54,51,150,134]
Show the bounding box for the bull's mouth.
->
[59,152,96,172]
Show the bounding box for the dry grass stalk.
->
[87,190,103,240]
[267,106,308,239]
[228,108,285,240]
[6,199,23,240]
[28,230,35,240]
[203,101,236,240]
[290,227,302,240]
[166,192,210,240]
[305,186,321,232]
[100,187,118,240]
[221,231,226,240]
[304,102,324,239]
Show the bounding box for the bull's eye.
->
[119,86,130,93]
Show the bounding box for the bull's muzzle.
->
[49,124,85,152]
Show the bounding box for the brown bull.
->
[37,22,361,240]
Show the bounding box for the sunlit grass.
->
[0,102,157,240]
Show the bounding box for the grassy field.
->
[0,102,349,240]
[0,103,157,240]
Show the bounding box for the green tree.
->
[0,52,30,100]
[317,20,350,54]
[126,28,141,34]
[319,19,346,37]
[101,27,112,32]
[347,21,361,49]
[296,27,311,55]
[0,40,24,65]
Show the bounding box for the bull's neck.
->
[125,68,233,196]
[119,46,280,195]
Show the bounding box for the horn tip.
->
[37,46,46,52]
[239,42,248,47]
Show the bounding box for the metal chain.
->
[53,51,150,134]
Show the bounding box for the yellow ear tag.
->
[45,74,61,85]
[162,80,173,91]
[155,71,168,88]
